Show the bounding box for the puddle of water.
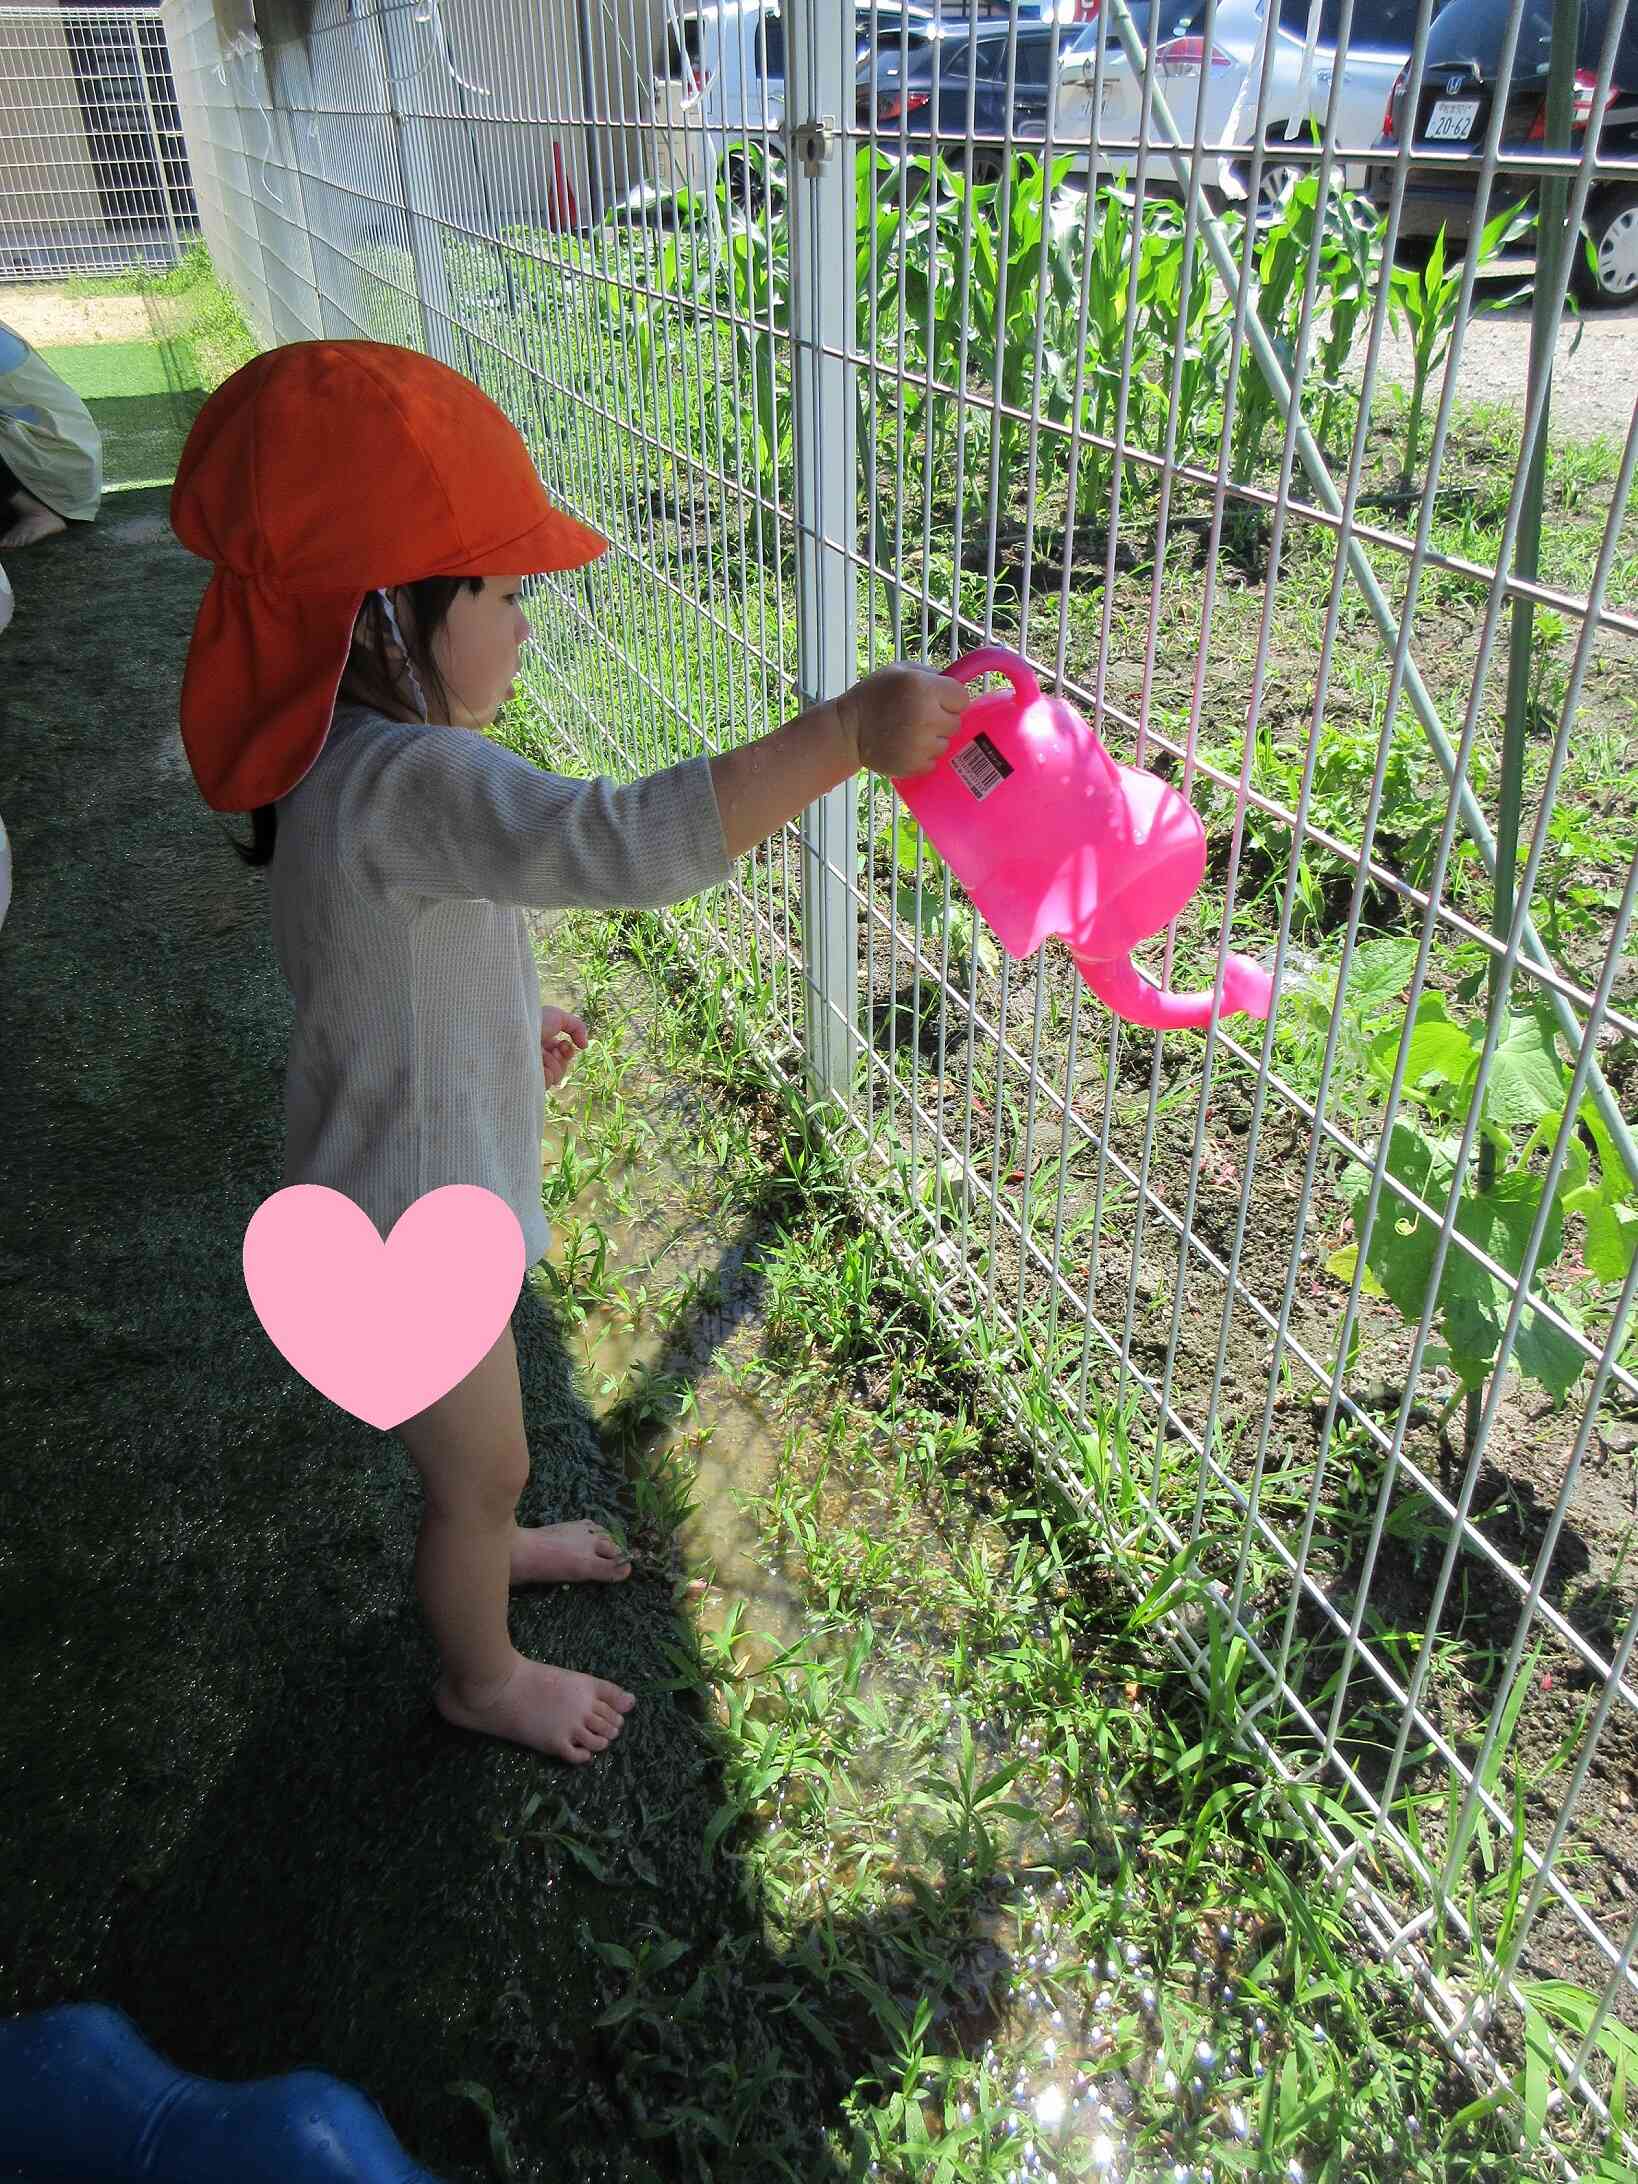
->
[956,1885,1299,2182]
[536,964,809,1658]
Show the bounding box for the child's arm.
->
[709,665,971,860]
[336,665,973,910]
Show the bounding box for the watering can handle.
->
[944,647,1122,786]
[944,648,1043,705]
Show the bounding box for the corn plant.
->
[1225,195,1300,494]
[886,150,1088,537]
[1140,195,1236,485]
[1387,203,1533,489]
[1314,197,1386,455]
[638,169,793,561]
[1069,189,1196,525]
[1227,174,1383,494]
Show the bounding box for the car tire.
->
[721,141,784,220]
[1231,126,1305,225]
[1571,186,1638,310]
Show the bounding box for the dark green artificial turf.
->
[0,493,829,2183]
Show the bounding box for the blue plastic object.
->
[0,2005,445,2183]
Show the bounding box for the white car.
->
[645,2,942,203]
[1073,0,1414,209]
[646,2,787,203]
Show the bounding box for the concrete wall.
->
[160,0,708,338]
[365,0,677,232]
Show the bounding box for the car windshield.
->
[901,23,1100,79]
[1099,0,1235,49]
[659,20,703,79]
[1277,0,1420,44]
[1424,0,1638,84]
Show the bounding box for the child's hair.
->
[227,574,484,869]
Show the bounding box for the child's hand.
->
[837,664,971,780]
[541,1005,589,1090]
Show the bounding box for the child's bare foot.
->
[0,493,67,550]
[509,1519,632,1587]
[435,1656,636,1762]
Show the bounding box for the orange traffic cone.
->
[546,141,578,231]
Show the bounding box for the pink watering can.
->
[892,648,1275,1031]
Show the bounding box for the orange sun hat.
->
[171,340,607,812]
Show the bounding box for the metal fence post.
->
[784,0,859,1106]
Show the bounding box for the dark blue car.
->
[859,19,1104,179]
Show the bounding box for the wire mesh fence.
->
[160,0,1638,2163]
[0,4,198,280]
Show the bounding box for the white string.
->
[375,588,429,721]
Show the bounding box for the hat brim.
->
[444,502,609,581]
[181,514,609,813]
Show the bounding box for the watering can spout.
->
[1072,949,1275,1031]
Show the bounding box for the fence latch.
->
[789,117,836,176]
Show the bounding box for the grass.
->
[471,882,1612,2182]
[36,334,203,491]
[143,241,261,393]
[62,241,260,396]
[13,245,257,490]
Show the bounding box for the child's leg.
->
[396,1323,635,1763]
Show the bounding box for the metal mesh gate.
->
[161,0,1637,2164]
[0,4,198,279]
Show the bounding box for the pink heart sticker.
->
[243,1184,527,1430]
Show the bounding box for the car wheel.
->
[1572,187,1638,310]
[1232,128,1303,226]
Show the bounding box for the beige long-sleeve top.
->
[0,321,103,522]
[268,705,732,1265]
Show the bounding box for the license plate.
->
[1426,98,1480,140]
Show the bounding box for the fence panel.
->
[161,0,1638,2165]
[1,4,197,280]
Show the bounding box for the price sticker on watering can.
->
[952,732,1015,803]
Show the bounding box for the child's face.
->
[429,574,532,730]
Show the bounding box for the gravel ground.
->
[1360,278,1638,448]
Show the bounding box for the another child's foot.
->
[0,494,67,550]
[509,1519,632,1587]
[435,1657,636,1762]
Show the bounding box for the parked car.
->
[1066,0,1416,211]
[1367,0,1638,306]
[647,2,787,202]
[855,4,971,120]
[857,19,1105,178]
